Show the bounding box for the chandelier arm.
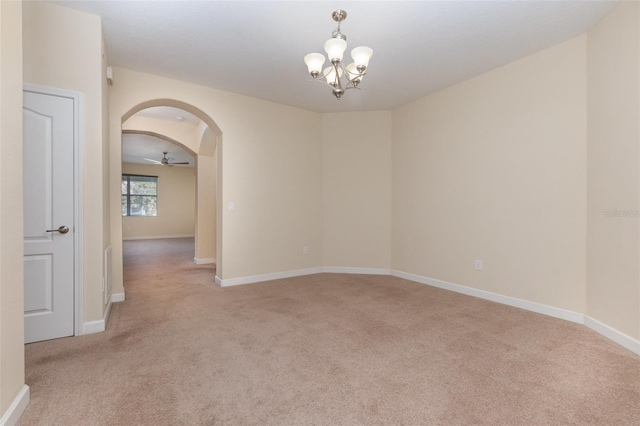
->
[313,67,335,81]
[342,86,361,92]
[310,79,335,88]
[307,66,337,84]
[343,66,366,88]
[309,79,360,91]
[309,65,366,89]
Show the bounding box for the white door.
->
[23,90,75,343]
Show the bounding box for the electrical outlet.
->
[475,259,483,271]
[303,246,309,255]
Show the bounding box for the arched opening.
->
[118,99,223,282]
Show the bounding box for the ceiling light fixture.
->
[304,10,373,100]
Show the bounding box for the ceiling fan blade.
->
[169,162,190,165]
[143,158,163,165]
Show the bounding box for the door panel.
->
[23,109,52,238]
[23,255,53,313]
[23,90,75,343]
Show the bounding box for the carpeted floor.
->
[19,238,640,425]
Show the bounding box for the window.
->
[122,174,158,216]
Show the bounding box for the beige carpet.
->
[19,238,639,425]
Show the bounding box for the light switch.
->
[228,202,235,212]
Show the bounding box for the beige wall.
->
[392,36,588,313]
[322,112,392,269]
[195,126,217,262]
[122,163,196,239]
[23,1,108,322]
[0,0,26,417]
[110,67,323,294]
[587,1,640,340]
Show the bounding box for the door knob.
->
[46,225,70,234]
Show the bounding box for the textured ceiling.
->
[53,0,619,112]
[136,106,202,126]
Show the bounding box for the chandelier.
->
[303,10,373,100]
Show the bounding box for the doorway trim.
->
[23,83,84,336]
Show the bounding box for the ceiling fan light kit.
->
[304,9,373,100]
[143,151,189,167]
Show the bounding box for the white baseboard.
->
[0,385,30,426]
[323,266,391,275]
[219,267,324,287]
[111,292,125,303]
[584,315,640,355]
[82,303,109,335]
[220,266,389,287]
[194,257,216,265]
[391,270,584,324]
[80,293,124,336]
[122,234,194,241]
[82,319,104,334]
[215,275,222,286]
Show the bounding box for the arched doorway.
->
[117,100,223,285]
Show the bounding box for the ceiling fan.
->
[143,151,189,166]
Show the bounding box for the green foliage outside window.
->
[122,175,158,216]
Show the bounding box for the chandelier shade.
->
[351,46,373,69]
[324,38,348,62]
[304,53,326,77]
[304,10,373,100]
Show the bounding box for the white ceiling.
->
[136,106,202,126]
[53,0,619,113]
[122,132,195,168]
